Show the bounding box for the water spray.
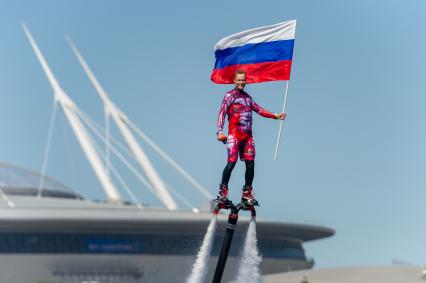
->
[235,218,262,283]
[186,215,218,283]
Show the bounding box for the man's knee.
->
[245,160,254,169]
[225,161,237,171]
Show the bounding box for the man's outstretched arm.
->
[252,100,286,120]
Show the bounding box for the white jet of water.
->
[236,219,263,283]
[186,216,217,283]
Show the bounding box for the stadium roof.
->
[0,163,82,199]
[0,163,334,243]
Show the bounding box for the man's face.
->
[233,73,246,90]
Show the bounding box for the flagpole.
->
[274,80,290,159]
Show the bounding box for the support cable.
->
[126,120,213,199]
[166,183,199,213]
[37,100,58,198]
[74,107,162,202]
[89,135,143,209]
[105,108,111,177]
[75,107,136,164]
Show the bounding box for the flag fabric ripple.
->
[211,20,297,84]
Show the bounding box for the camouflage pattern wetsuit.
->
[217,88,276,162]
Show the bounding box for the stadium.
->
[0,163,334,282]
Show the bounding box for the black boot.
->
[241,185,259,207]
[213,184,233,211]
[215,184,232,204]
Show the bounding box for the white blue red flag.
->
[211,20,296,84]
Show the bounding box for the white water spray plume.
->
[236,220,263,283]
[186,216,217,283]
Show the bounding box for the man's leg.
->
[222,134,238,186]
[243,136,255,186]
[241,137,258,206]
[244,160,254,187]
[221,162,237,185]
[216,162,236,205]
[216,135,238,204]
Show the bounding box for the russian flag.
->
[211,20,296,84]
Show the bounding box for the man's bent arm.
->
[252,100,277,119]
[217,93,233,134]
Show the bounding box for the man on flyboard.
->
[215,70,286,208]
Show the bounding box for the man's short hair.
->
[234,69,246,78]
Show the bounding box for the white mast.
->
[22,23,122,203]
[66,37,178,210]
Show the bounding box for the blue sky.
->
[1,0,426,268]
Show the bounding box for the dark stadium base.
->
[0,254,312,283]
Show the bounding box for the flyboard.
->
[211,199,258,283]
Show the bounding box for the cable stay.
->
[166,183,199,213]
[74,107,163,202]
[125,120,213,200]
[37,100,59,198]
[83,128,143,209]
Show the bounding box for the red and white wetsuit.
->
[217,88,276,162]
